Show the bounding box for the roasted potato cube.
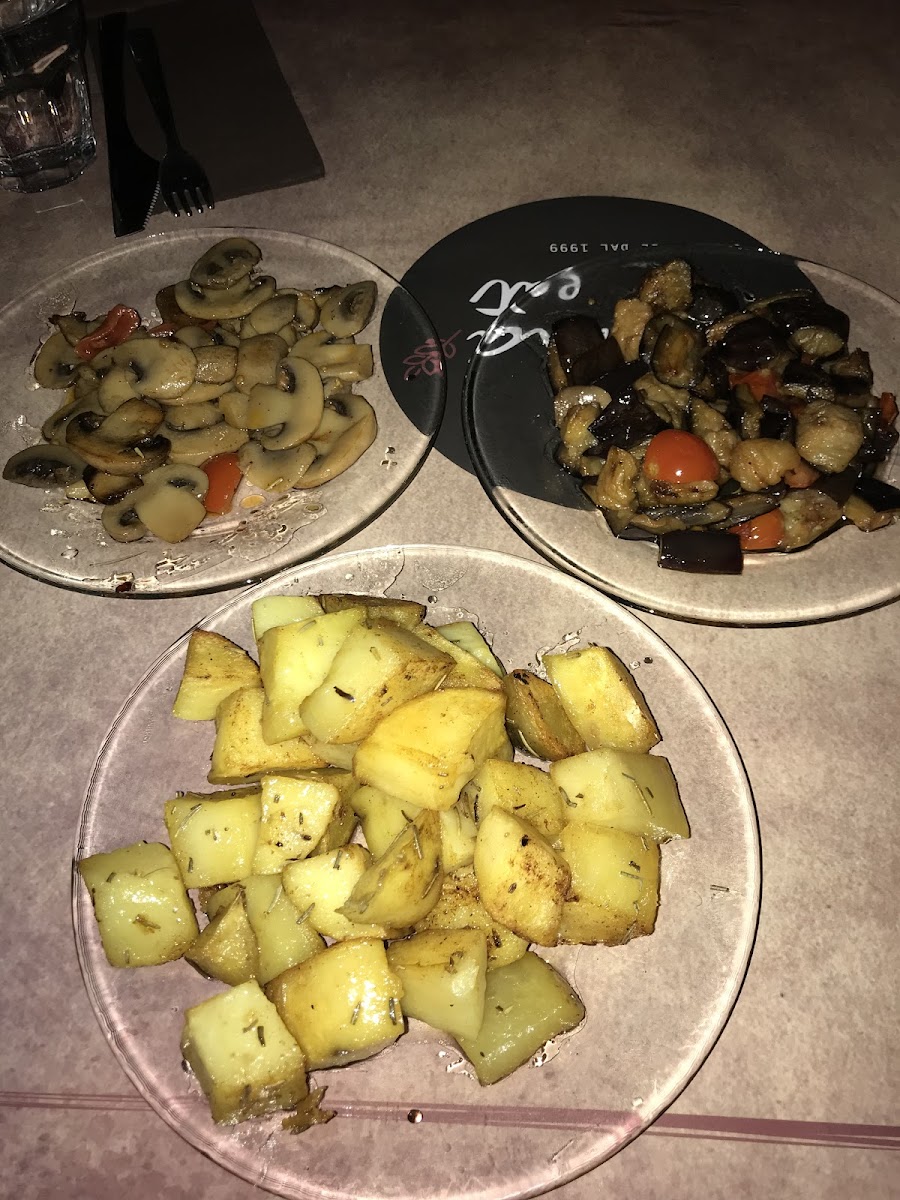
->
[543,646,660,753]
[311,791,359,853]
[435,620,505,677]
[300,619,453,744]
[209,686,327,784]
[463,758,565,839]
[172,630,261,721]
[350,783,421,858]
[455,951,584,1085]
[413,622,503,691]
[185,890,259,985]
[550,748,689,842]
[340,811,443,927]
[557,822,660,945]
[438,801,477,872]
[354,688,508,811]
[501,669,586,760]
[387,929,488,1040]
[251,593,323,644]
[242,874,325,985]
[181,979,308,1124]
[414,864,528,970]
[258,608,366,743]
[282,844,400,940]
[78,841,199,968]
[474,808,570,947]
[164,790,261,888]
[300,737,358,770]
[251,775,340,874]
[318,593,426,629]
[266,938,404,1069]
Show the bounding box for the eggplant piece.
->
[765,295,849,360]
[815,467,860,507]
[852,474,900,513]
[638,259,693,313]
[780,359,835,404]
[758,408,795,441]
[548,316,624,389]
[657,530,743,574]
[639,313,680,364]
[603,510,657,540]
[717,316,789,372]
[596,360,651,399]
[726,384,763,440]
[587,388,665,453]
[649,321,705,389]
[687,283,739,328]
[828,348,873,396]
[856,407,899,466]
[632,500,731,532]
[710,491,781,529]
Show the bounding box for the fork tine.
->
[163,190,180,217]
[199,179,214,211]
[180,188,194,216]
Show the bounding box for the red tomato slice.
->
[732,508,785,551]
[730,368,781,403]
[880,391,898,426]
[75,305,142,360]
[202,452,244,515]
[642,430,719,485]
[784,461,819,489]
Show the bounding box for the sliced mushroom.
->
[293,394,377,488]
[210,325,241,348]
[98,364,140,413]
[102,494,148,543]
[165,423,249,467]
[3,444,86,488]
[319,281,378,338]
[83,467,142,504]
[287,330,331,362]
[176,379,232,404]
[97,397,164,442]
[294,291,319,329]
[113,336,197,403]
[42,392,103,445]
[219,391,252,429]
[174,275,276,321]
[165,402,223,431]
[252,358,325,451]
[65,411,170,475]
[290,333,374,382]
[194,345,238,384]
[275,322,298,349]
[32,331,82,389]
[52,312,104,347]
[173,325,215,348]
[140,463,210,500]
[237,441,317,491]
[235,333,288,394]
[240,293,297,336]
[189,237,262,290]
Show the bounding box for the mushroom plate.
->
[463,245,900,625]
[0,229,444,597]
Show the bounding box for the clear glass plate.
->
[463,245,900,625]
[0,228,444,597]
[73,544,759,1200]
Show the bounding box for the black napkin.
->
[88,0,324,219]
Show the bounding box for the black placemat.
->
[89,0,323,226]
[395,197,768,471]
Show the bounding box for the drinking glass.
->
[0,0,96,192]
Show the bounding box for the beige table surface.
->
[1,1,898,1197]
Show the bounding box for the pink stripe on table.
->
[1,1091,897,1150]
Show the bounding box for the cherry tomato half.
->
[730,368,780,403]
[732,508,785,551]
[642,430,719,485]
[74,305,142,360]
[201,452,244,515]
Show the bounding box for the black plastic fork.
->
[127,27,214,217]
